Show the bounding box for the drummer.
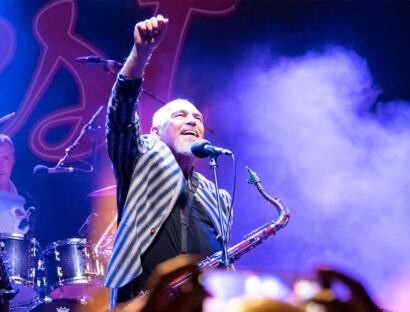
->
[0,134,35,236]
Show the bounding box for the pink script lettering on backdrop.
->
[0,0,114,162]
[0,0,239,161]
[0,17,16,74]
[136,0,240,133]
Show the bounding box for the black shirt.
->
[117,175,220,301]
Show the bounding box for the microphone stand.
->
[56,105,103,171]
[90,111,99,172]
[0,112,15,124]
[77,56,218,136]
[209,155,230,266]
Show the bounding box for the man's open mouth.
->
[181,129,198,137]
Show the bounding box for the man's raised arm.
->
[121,15,168,79]
[106,15,168,219]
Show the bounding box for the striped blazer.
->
[103,76,232,289]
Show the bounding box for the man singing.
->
[104,15,232,305]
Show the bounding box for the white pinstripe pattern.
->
[104,135,232,289]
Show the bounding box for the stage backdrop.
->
[1,1,410,310]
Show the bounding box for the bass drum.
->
[43,238,104,299]
[0,233,43,307]
[30,299,96,312]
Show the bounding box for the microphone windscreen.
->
[33,165,48,175]
[191,139,211,158]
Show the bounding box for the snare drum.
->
[44,238,104,299]
[0,233,43,306]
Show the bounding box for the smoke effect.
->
[211,46,410,311]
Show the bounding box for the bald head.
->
[150,99,204,157]
[152,99,202,131]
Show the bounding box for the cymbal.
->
[0,190,26,213]
[88,185,116,197]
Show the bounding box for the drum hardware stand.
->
[78,55,215,134]
[93,214,117,255]
[0,242,19,301]
[78,212,98,238]
[0,288,19,301]
[56,105,104,173]
[89,108,100,174]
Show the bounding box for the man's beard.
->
[173,140,194,156]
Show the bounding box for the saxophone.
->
[169,167,290,289]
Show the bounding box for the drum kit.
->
[0,185,116,312]
[0,110,118,311]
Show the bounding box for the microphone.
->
[76,56,123,75]
[76,56,108,65]
[191,139,232,158]
[33,165,75,175]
